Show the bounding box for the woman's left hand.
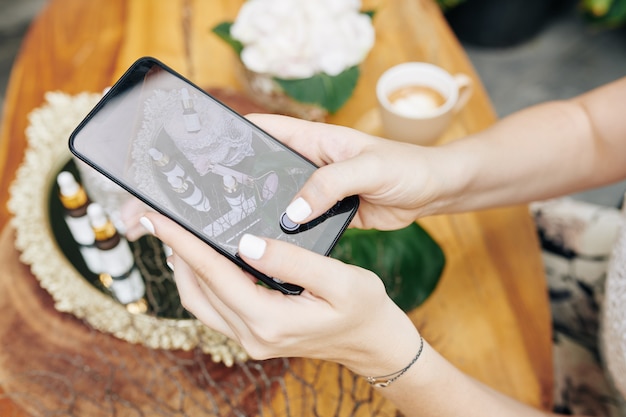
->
[140,212,421,378]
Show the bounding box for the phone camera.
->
[279,212,300,233]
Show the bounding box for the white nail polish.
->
[239,234,266,260]
[139,216,155,235]
[285,197,312,223]
[166,260,174,271]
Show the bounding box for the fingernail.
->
[166,259,174,271]
[139,216,155,235]
[286,197,312,223]
[239,234,266,260]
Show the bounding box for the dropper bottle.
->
[148,147,187,180]
[167,175,211,212]
[57,171,101,273]
[223,175,245,212]
[180,87,201,133]
[87,203,146,306]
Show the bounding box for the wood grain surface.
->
[0,0,553,415]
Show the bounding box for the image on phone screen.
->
[69,57,359,295]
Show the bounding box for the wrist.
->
[416,142,476,216]
[340,300,422,379]
[364,334,424,387]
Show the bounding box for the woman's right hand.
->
[247,114,466,230]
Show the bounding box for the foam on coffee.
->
[387,85,447,118]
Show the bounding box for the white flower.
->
[230,0,375,79]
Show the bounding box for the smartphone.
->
[69,57,359,295]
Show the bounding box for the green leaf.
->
[599,0,626,26]
[331,223,445,312]
[362,9,376,19]
[212,22,244,55]
[273,66,360,114]
[582,0,626,27]
[583,0,612,16]
[436,0,467,12]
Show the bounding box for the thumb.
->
[285,153,382,223]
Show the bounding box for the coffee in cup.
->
[376,62,473,146]
[387,85,447,118]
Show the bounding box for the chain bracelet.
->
[365,335,424,388]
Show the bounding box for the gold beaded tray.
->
[8,91,248,365]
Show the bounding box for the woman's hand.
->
[246,114,465,230]
[122,114,465,240]
[140,212,421,378]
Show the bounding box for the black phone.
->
[69,56,359,295]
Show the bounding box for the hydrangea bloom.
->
[230,0,375,79]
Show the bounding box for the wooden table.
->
[0,0,553,415]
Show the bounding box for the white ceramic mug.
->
[376,62,473,146]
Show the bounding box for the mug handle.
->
[452,74,473,113]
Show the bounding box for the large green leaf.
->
[331,223,445,312]
[274,66,360,114]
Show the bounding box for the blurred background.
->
[1,0,625,206]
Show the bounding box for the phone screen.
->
[69,57,359,294]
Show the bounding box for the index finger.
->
[143,212,358,305]
[245,113,368,166]
[238,234,374,304]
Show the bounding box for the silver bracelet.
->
[365,335,424,388]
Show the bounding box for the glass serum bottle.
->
[87,203,146,306]
[167,175,211,212]
[57,171,102,274]
[180,87,201,133]
[148,147,186,181]
[223,175,246,212]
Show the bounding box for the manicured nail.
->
[286,197,312,223]
[139,216,155,235]
[166,259,175,271]
[239,234,266,260]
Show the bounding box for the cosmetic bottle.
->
[180,87,201,133]
[167,175,211,212]
[87,203,146,305]
[223,175,245,212]
[57,171,102,273]
[148,147,187,180]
